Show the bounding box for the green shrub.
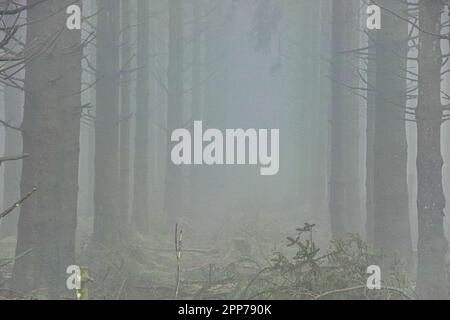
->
[241,223,414,300]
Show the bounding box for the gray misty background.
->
[0,0,449,300]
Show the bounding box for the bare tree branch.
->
[0,187,36,221]
[0,153,28,164]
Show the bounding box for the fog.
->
[0,0,449,300]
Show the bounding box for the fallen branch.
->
[0,187,37,221]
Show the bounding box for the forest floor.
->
[74,210,317,300]
[1,210,447,300]
[0,209,328,299]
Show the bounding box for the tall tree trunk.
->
[281,1,303,209]
[86,85,96,221]
[320,0,333,237]
[0,1,25,240]
[304,1,327,219]
[164,0,184,223]
[12,0,82,297]
[154,0,168,215]
[285,0,327,220]
[132,0,151,233]
[198,0,229,221]
[189,0,204,214]
[371,0,412,263]
[0,85,23,239]
[191,0,202,122]
[85,0,97,222]
[120,0,133,229]
[297,1,316,210]
[415,0,448,299]
[93,0,123,244]
[329,0,362,238]
[365,42,375,245]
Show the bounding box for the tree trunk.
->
[164,0,184,223]
[329,0,362,238]
[189,0,202,213]
[415,0,448,299]
[0,0,25,240]
[154,0,168,215]
[93,0,123,244]
[365,40,375,245]
[371,0,412,263]
[191,0,202,122]
[0,84,23,239]
[12,0,82,297]
[120,0,133,229]
[132,0,151,233]
[198,0,229,221]
[304,1,327,220]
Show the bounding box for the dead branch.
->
[0,118,22,132]
[0,187,36,221]
[0,153,28,164]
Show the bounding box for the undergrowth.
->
[237,223,415,300]
[0,222,423,300]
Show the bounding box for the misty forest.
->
[0,0,450,300]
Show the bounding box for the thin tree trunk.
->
[154,0,167,215]
[320,0,333,237]
[198,0,229,220]
[415,0,448,299]
[165,0,184,223]
[120,0,133,228]
[132,0,151,233]
[86,0,97,221]
[0,0,25,240]
[191,0,202,122]
[329,0,362,238]
[365,41,375,245]
[93,0,123,244]
[189,0,203,214]
[304,1,327,218]
[0,84,23,239]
